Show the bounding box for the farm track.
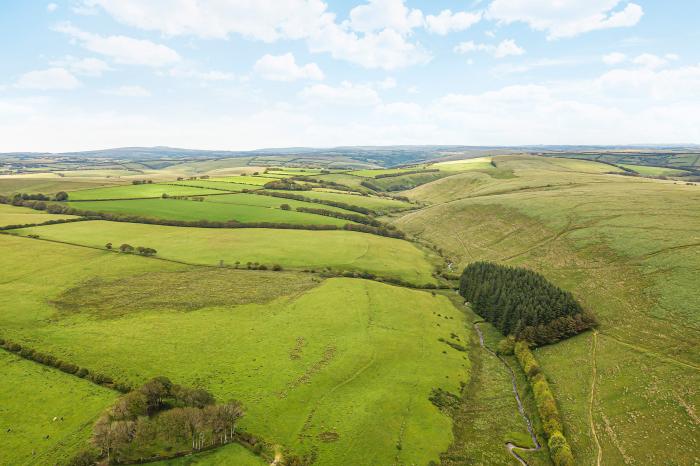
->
[472,322,541,466]
[600,331,700,372]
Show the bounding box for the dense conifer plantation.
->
[460,262,596,345]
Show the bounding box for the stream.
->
[472,321,541,466]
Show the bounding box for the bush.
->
[497,336,516,355]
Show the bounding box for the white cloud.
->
[488,0,644,39]
[632,53,667,69]
[51,56,111,76]
[308,25,431,70]
[46,3,58,12]
[425,10,482,35]
[53,22,180,66]
[378,77,397,89]
[299,81,381,106]
[15,68,81,90]
[101,85,151,97]
[454,39,525,58]
[375,101,422,118]
[603,52,626,65]
[254,53,324,82]
[80,0,429,70]
[348,0,424,35]
[167,66,235,82]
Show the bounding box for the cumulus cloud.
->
[299,81,381,106]
[454,39,525,58]
[53,22,180,66]
[15,68,81,90]
[50,56,111,76]
[425,10,482,35]
[79,0,429,70]
[632,53,668,69]
[347,0,423,35]
[101,85,151,97]
[254,53,324,81]
[46,3,58,12]
[488,0,644,39]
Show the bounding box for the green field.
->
[432,157,495,172]
[0,203,78,227]
[0,350,117,465]
[65,198,351,226]
[68,183,233,201]
[14,220,438,284]
[395,154,700,465]
[209,175,280,186]
[203,192,358,215]
[0,177,124,195]
[0,234,466,465]
[167,180,262,191]
[618,163,691,177]
[270,189,413,212]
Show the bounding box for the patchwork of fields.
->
[1,154,698,465]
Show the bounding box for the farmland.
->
[13,220,439,284]
[1,148,698,466]
[64,198,352,226]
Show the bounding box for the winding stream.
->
[472,321,541,466]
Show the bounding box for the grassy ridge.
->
[395,155,700,465]
[0,235,468,465]
[13,220,438,284]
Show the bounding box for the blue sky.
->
[1,1,698,151]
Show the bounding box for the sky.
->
[1,0,699,152]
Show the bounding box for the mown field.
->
[13,220,439,284]
[64,198,352,226]
[0,234,467,465]
[395,155,700,465]
[618,163,691,177]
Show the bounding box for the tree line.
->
[0,337,132,393]
[373,168,439,179]
[459,262,596,345]
[295,206,382,227]
[0,217,91,231]
[251,190,376,215]
[513,341,574,466]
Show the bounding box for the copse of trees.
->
[514,341,574,466]
[262,179,310,191]
[459,262,596,345]
[87,376,246,464]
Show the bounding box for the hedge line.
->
[514,341,574,466]
[373,168,439,179]
[252,189,376,215]
[0,337,131,393]
[0,217,92,231]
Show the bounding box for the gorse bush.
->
[459,262,596,345]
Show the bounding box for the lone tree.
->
[105,243,112,250]
[119,244,134,253]
[54,191,69,201]
[280,203,291,210]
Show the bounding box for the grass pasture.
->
[0,177,124,195]
[67,183,233,201]
[203,192,357,215]
[618,163,692,177]
[167,180,262,191]
[0,203,78,227]
[272,189,413,212]
[209,175,280,186]
[0,350,117,465]
[395,154,700,465]
[64,198,352,226]
[14,220,439,284]
[0,234,467,465]
[432,157,495,172]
